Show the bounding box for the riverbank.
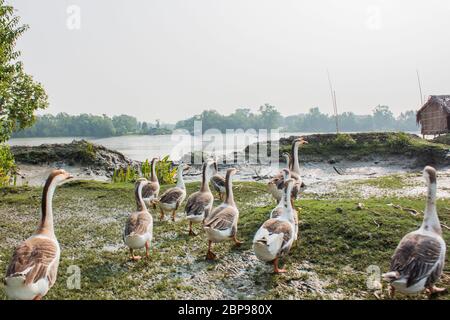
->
[0,178,448,300]
[247,132,450,167]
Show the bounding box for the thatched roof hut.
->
[416,95,450,136]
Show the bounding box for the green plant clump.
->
[0,144,17,186]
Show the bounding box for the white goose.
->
[203,168,242,260]
[157,163,188,221]
[253,179,296,273]
[5,169,73,300]
[383,166,447,297]
[142,157,160,209]
[185,160,216,236]
[123,178,153,261]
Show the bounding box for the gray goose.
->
[4,169,73,300]
[270,169,299,241]
[268,137,307,202]
[142,157,160,209]
[203,168,242,260]
[123,178,153,261]
[185,160,216,236]
[210,161,225,201]
[253,179,296,273]
[157,163,188,221]
[383,166,447,297]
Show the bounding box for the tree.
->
[372,105,395,131]
[0,1,48,143]
[257,104,282,130]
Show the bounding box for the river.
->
[7,132,311,161]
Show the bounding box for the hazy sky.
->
[8,0,450,122]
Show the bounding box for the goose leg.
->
[389,285,395,298]
[206,240,216,260]
[159,208,164,221]
[33,295,42,301]
[172,210,176,222]
[188,221,197,236]
[273,257,286,273]
[232,235,243,247]
[145,241,150,259]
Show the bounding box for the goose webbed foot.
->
[232,235,243,247]
[426,286,448,297]
[206,250,217,260]
[129,249,142,261]
[188,222,197,236]
[206,241,216,260]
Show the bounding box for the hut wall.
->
[420,102,449,135]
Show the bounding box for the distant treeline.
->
[12,105,418,138]
[175,104,418,133]
[12,113,172,138]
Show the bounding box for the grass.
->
[0,179,449,300]
[350,175,412,189]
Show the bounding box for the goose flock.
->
[2,138,448,300]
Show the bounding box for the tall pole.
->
[416,69,424,105]
[327,69,340,133]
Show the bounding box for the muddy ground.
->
[0,170,449,300]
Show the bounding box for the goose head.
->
[51,169,74,184]
[282,168,290,180]
[294,137,308,146]
[423,166,437,185]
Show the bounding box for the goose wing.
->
[142,182,159,198]
[211,175,225,189]
[6,237,58,285]
[124,211,152,237]
[390,233,443,288]
[160,187,184,205]
[204,206,237,230]
[262,219,293,248]
[186,192,213,216]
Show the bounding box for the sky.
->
[8,0,450,123]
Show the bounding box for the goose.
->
[185,160,216,236]
[253,179,296,273]
[270,169,299,241]
[268,137,307,202]
[383,166,447,297]
[142,157,160,209]
[157,162,188,221]
[210,161,225,201]
[4,169,73,300]
[123,178,153,261]
[203,168,242,260]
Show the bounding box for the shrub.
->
[0,144,17,186]
[155,155,177,185]
[332,133,357,148]
[386,132,411,149]
[112,155,176,185]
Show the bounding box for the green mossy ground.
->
[0,178,449,300]
[277,132,450,164]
